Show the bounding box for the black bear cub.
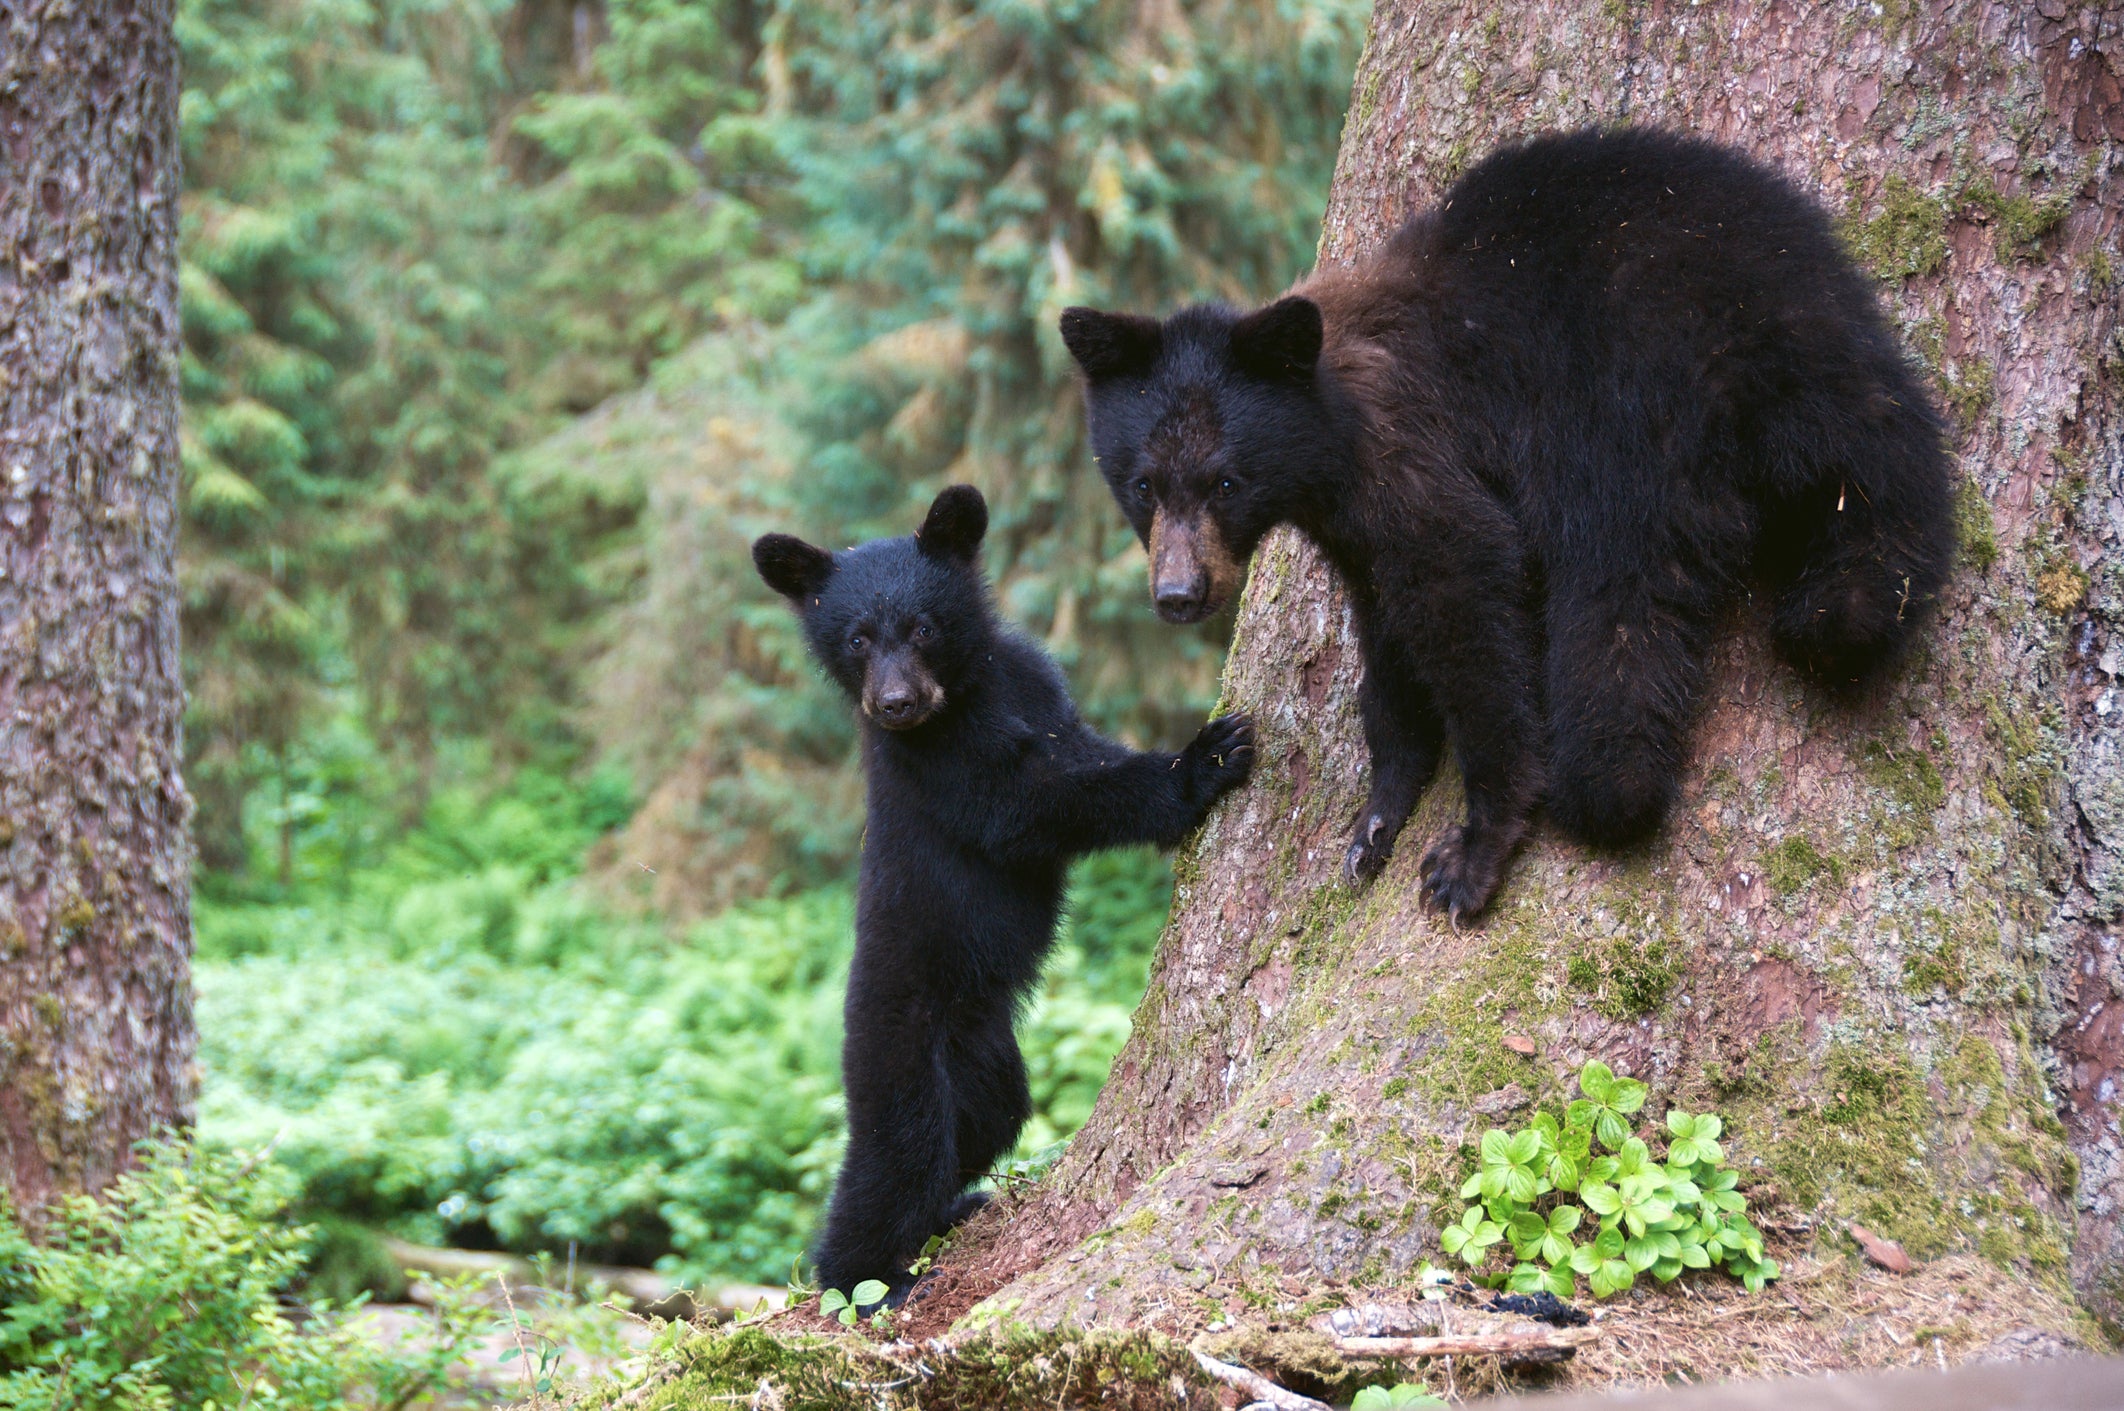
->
[753,485,1255,1302]
[1061,127,1954,918]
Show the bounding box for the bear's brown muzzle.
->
[1149,509,1240,624]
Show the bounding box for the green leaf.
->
[1589,1258,1634,1298]
[1651,1256,1684,1283]
[1580,1182,1621,1216]
[1540,1261,1576,1299]
[850,1279,890,1308]
[819,1290,849,1314]
[1579,1060,1617,1103]
[1506,1129,1542,1165]
[1678,1242,1713,1269]
[1595,1108,1630,1151]
[1612,1078,1648,1114]
[1549,1206,1582,1235]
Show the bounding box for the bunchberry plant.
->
[1441,1061,1780,1300]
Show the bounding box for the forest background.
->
[176,0,1365,1291]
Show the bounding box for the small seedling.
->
[1440,1060,1780,1300]
[1353,1384,1446,1409]
[907,1232,947,1279]
[818,1278,891,1326]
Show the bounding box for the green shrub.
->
[1440,1061,1781,1300]
[199,835,1172,1284]
[0,1141,481,1409]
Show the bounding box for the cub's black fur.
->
[753,486,1255,1300]
[1061,128,1953,917]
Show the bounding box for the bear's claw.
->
[1343,812,1395,888]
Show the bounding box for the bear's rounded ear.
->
[917,484,987,564]
[753,533,835,601]
[1059,307,1162,381]
[1230,296,1322,382]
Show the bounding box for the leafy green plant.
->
[0,1139,486,1409]
[818,1280,891,1327]
[1441,1062,1780,1300]
[1352,1384,1446,1409]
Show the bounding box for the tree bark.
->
[0,0,193,1211]
[949,0,2124,1378]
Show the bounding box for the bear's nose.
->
[1154,576,1207,620]
[875,688,917,722]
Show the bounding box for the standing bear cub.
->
[1062,127,1954,917]
[753,485,1255,1302]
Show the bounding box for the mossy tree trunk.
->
[949,0,2124,1375]
[0,0,193,1211]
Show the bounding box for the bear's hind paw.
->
[1418,830,1502,919]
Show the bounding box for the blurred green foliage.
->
[178,0,1361,889]
[178,0,1360,1284]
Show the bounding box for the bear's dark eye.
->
[915,624,932,641]
[1216,477,1236,499]
[848,633,867,653]
[1133,477,1151,499]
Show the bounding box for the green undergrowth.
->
[591,1325,1223,1411]
[196,750,1174,1287]
[0,1140,490,1408]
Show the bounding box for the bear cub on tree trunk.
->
[753,485,1255,1303]
[1061,127,1954,918]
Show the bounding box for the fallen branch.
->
[1333,1325,1601,1360]
[1189,1349,1334,1411]
[379,1236,780,1321]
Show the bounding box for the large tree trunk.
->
[0,0,193,1211]
[945,0,2124,1379]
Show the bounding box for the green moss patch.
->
[1763,836,1843,898]
[1841,176,1948,280]
[1955,477,1998,572]
[597,1325,1220,1411]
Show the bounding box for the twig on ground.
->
[1188,1349,1334,1411]
[1333,1325,1601,1359]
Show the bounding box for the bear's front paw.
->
[1343,811,1399,887]
[1418,829,1501,919]
[1183,713,1257,801]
